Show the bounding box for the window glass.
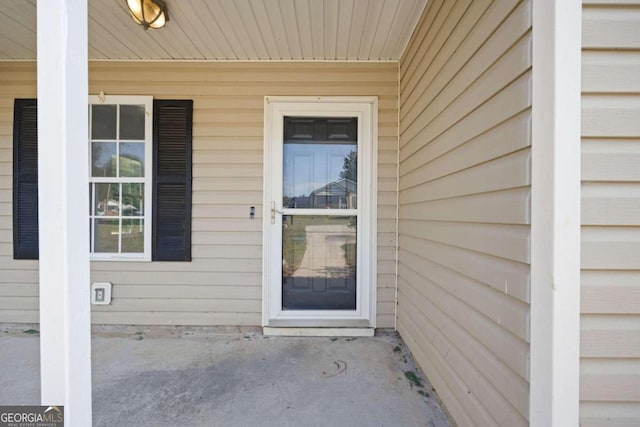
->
[91,142,117,177]
[94,219,119,253]
[122,219,144,253]
[283,143,357,209]
[282,117,357,209]
[94,183,120,216]
[282,215,357,310]
[120,105,145,140]
[91,105,117,139]
[122,183,144,216]
[119,142,145,177]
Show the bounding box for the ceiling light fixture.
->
[126,0,169,30]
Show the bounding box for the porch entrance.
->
[263,98,377,328]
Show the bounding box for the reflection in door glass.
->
[282,216,357,310]
[283,117,357,209]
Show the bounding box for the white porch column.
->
[531,0,582,426]
[37,0,92,425]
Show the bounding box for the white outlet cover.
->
[91,282,112,305]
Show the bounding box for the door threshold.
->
[263,327,374,337]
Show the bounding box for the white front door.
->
[263,97,377,327]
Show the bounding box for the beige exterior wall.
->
[0,61,398,327]
[397,0,532,425]
[581,2,640,425]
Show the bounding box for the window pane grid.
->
[89,99,149,258]
[89,181,145,254]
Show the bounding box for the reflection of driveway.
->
[293,224,355,278]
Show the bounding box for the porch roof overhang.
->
[0,0,427,62]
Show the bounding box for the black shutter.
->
[152,100,193,261]
[13,99,39,260]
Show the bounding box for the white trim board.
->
[530,0,582,425]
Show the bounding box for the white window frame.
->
[88,95,153,261]
[262,96,378,328]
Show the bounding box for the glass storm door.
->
[263,98,376,327]
[280,117,359,310]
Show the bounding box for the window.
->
[89,96,152,260]
[13,98,193,262]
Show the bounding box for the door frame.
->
[262,96,378,328]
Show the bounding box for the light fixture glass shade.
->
[126,0,168,30]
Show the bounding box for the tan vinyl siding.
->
[0,63,37,325]
[397,0,531,425]
[0,61,398,327]
[581,2,640,426]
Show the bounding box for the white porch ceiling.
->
[0,0,427,61]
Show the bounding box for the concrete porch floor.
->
[0,325,451,427]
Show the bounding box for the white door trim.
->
[262,96,378,328]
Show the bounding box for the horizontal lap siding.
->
[581,2,640,426]
[0,64,37,322]
[398,0,531,425]
[0,61,398,327]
